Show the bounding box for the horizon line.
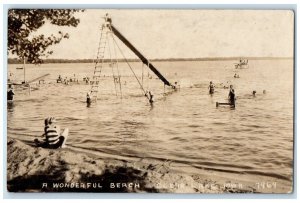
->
[8,56,293,61]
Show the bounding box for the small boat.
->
[16,67,24,70]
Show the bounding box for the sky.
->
[30,9,294,59]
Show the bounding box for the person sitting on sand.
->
[252,90,256,96]
[208,81,215,94]
[228,85,236,106]
[34,117,68,149]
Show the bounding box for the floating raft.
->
[216,102,235,107]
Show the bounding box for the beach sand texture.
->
[7,138,260,193]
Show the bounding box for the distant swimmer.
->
[223,81,230,89]
[64,77,69,85]
[57,75,62,83]
[228,85,236,107]
[105,13,112,24]
[84,77,90,84]
[149,91,154,104]
[172,81,180,90]
[34,117,69,149]
[86,92,91,105]
[8,72,13,82]
[114,76,119,83]
[7,84,15,101]
[145,91,154,104]
[208,81,215,94]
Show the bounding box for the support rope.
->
[142,63,144,86]
[107,35,118,96]
[112,37,149,100]
[111,32,123,98]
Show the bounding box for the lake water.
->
[7,59,294,184]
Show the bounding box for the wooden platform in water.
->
[216,102,235,107]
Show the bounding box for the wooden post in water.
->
[23,57,26,84]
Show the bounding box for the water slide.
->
[110,24,173,87]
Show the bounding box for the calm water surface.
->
[7,60,293,181]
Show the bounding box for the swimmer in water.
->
[208,81,215,94]
[228,85,236,106]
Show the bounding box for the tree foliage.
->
[8,9,84,64]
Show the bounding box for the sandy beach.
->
[6,137,292,193]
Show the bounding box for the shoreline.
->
[6,137,292,193]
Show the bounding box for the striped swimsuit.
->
[45,125,61,146]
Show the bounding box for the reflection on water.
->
[7,59,293,182]
[7,101,15,113]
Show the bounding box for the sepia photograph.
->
[6,8,294,193]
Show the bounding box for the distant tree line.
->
[7,58,141,64]
[7,57,293,64]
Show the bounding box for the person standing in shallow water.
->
[86,92,91,104]
[228,85,236,107]
[7,84,15,101]
[148,91,154,104]
[145,91,154,104]
[208,81,215,94]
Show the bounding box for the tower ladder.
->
[89,23,110,102]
